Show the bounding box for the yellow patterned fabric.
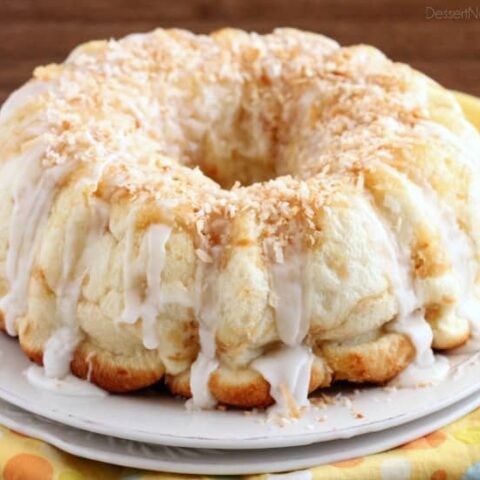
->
[0,92,479,480]
[3,404,480,479]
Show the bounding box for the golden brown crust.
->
[321,333,415,384]
[426,305,470,350]
[432,334,470,351]
[19,334,338,409]
[18,319,47,366]
[210,368,274,408]
[167,356,332,409]
[19,345,43,366]
[71,343,165,393]
[165,370,192,399]
[18,339,165,393]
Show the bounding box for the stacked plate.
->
[1,334,480,475]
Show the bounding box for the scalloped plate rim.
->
[0,391,479,474]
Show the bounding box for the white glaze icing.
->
[0,139,73,336]
[25,365,106,397]
[188,327,219,410]
[0,81,115,373]
[121,210,147,324]
[415,180,480,334]
[121,211,172,350]
[459,299,480,335]
[43,327,82,379]
[270,250,310,346]
[188,246,221,409]
[252,345,313,412]
[0,118,113,336]
[252,240,314,414]
[363,199,448,384]
[369,164,480,385]
[144,224,173,348]
[391,354,450,387]
[44,198,109,380]
[391,314,450,386]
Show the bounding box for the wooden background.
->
[0,0,479,104]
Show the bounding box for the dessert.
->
[0,28,479,410]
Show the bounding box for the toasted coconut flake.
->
[195,248,213,263]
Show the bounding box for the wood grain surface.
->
[0,0,479,103]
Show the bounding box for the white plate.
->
[1,334,480,449]
[1,391,480,475]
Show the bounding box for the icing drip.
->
[252,345,313,414]
[121,211,172,350]
[0,140,74,336]
[381,174,480,383]
[391,309,450,387]
[43,327,82,379]
[255,239,314,413]
[391,354,450,387]
[433,195,480,334]
[391,311,434,366]
[44,199,109,380]
[25,365,106,397]
[188,246,221,409]
[270,251,309,346]
[407,179,480,336]
[364,204,450,385]
[188,327,219,409]
[459,299,480,337]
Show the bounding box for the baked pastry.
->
[0,28,479,410]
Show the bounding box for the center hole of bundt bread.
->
[195,151,279,189]
[187,106,281,189]
[198,156,277,190]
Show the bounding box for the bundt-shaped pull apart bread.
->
[0,28,479,410]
